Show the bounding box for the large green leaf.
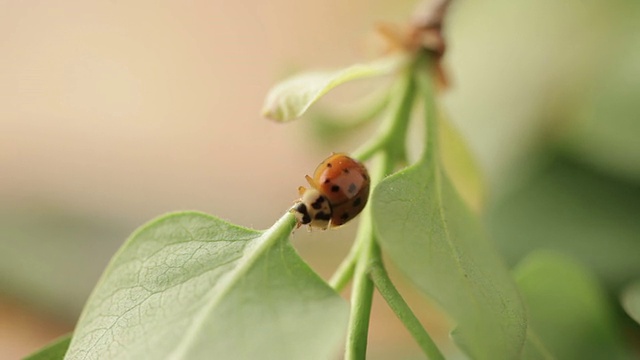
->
[64,212,348,360]
[371,72,526,359]
[262,55,406,121]
[515,251,630,360]
[25,334,72,360]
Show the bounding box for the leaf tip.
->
[261,96,290,122]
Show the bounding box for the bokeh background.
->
[2,0,639,358]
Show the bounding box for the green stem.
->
[352,134,386,163]
[345,64,418,358]
[369,256,445,360]
[415,54,438,166]
[344,209,376,360]
[363,147,443,360]
[344,154,387,360]
[353,65,416,163]
[345,55,442,360]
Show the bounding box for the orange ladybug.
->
[292,153,370,229]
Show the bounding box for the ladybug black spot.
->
[326,163,333,168]
[295,203,307,213]
[324,179,331,184]
[348,183,357,194]
[340,212,350,220]
[315,211,331,221]
[331,185,340,192]
[353,197,362,207]
[295,203,311,224]
[311,196,325,210]
[342,168,350,174]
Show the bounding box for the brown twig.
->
[376,0,453,90]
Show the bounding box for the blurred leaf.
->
[557,10,640,182]
[308,88,390,144]
[372,72,526,359]
[262,55,406,121]
[489,155,640,290]
[0,205,127,320]
[24,334,71,360]
[439,112,486,212]
[65,212,348,360]
[520,330,554,360]
[514,251,630,360]
[621,281,640,325]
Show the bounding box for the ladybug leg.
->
[305,175,319,189]
[327,218,333,230]
[298,186,307,196]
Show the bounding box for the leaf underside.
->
[262,55,406,122]
[372,156,526,359]
[64,212,348,360]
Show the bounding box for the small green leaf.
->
[621,281,640,325]
[24,334,72,360]
[371,71,526,359]
[262,55,406,121]
[515,251,630,360]
[65,212,348,360]
[307,88,390,145]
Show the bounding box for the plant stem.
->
[415,54,438,166]
[353,66,416,163]
[346,61,426,359]
[368,56,446,360]
[369,255,445,360]
[344,153,387,360]
[362,142,445,360]
[344,208,376,360]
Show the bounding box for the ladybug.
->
[291,153,370,229]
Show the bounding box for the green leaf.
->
[520,330,554,360]
[621,280,640,325]
[489,156,640,290]
[439,112,486,212]
[307,88,390,145]
[65,212,348,360]
[371,71,526,359]
[24,334,71,360]
[515,251,630,360]
[262,55,406,121]
[558,28,640,182]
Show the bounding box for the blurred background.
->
[1,0,639,358]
